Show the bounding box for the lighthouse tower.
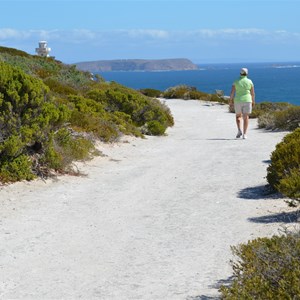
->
[35,41,51,57]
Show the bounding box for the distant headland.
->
[74,58,198,72]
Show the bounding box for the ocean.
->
[96,62,300,106]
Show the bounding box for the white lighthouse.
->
[35,41,51,57]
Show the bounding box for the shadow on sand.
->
[237,184,282,200]
[238,185,300,223]
[206,138,238,141]
[248,210,300,224]
[187,276,234,300]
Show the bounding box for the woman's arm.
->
[250,86,255,106]
[229,85,235,106]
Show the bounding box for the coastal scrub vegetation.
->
[252,102,300,131]
[140,85,229,103]
[161,85,228,104]
[220,231,300,299]
[0,46,174,182]
[221,104,300,298]
[266,128,300,206]
[249,103,300,205]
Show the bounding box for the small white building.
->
[35,41,51,57]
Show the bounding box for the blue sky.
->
[1,0,300,64]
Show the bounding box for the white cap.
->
[240,68,248,75]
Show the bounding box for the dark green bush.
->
[139,88,162,98]
[278,169,300,202]
[0,61,81,181]
[267,128,300,206]
[220,231,300,299]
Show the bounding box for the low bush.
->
[220,231,300,299]
[142,120,166,136]
[266,128,300,206]
[139,88,162,98]
[251,102,291,119]
[255,102,300,130]
[86,82,174,134]
[39,128,96,173]
[273,106,300,131]
[162,85,228,104]
[0,154,36,182]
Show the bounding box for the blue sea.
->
[96,62,300,106]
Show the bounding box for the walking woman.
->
[229,68,255,139]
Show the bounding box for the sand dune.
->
[0,99,297,299]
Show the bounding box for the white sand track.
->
[0,99,297,299]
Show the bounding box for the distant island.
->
[74,58,199,72]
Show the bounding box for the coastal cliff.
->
[75,58,198,72]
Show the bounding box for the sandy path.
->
[0,99,294,299]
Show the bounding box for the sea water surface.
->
[96,62,300,105]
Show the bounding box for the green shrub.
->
[273,106,300,131]
[0,154,35,182]
[252,102,291,118]
[69,105,121,142]
[163,85,228,104]
[40,129,96,172]
[41,142,63,171]
[278,169,300,201]
[255,102,300,130]
[267,128,300,205]
[86,83,174,136]
[220,231,300,299]
[257,112,276,129]
[53,128,95,169]
[163,85,194,99]
[111,111,143,137]
[142,120,166,135]
[139,88,162,98]
[43,77,78,95]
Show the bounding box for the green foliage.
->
[220,231,300,299]
[0,46,31,58]
[0,61,74,181]
[273,106,300,131]
[43,77,78,95]
[163,85,195,99]
[254,102,300,130]
[86,82,174,133]
[266,128,300,205]
[278,169,300,201]
[40,129,95,172]
[139,88,162,98]
[162,85,228,104]
[251,101,291,118]
[142,120,166,135]
[0,154,35,182]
